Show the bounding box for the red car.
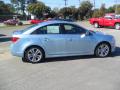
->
[30,19,44,24]
[89,15,120,30]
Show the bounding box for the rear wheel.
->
[95,43,111,57]
[115,23,120,30]
[24,46,45,63]
[94,22,99,28]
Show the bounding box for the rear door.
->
[103,16,113,26]
[32,24,66,55]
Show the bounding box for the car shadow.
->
[111,47,120,57]
[98,26,119,30]
[43,47,120,63]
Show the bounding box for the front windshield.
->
[115,16,120,19]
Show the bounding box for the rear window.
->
[32,24,60,34]
[21,24,38,33]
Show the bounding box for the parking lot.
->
[0,21,120,90]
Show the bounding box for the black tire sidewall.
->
[94,22,99,28]
[115,23,120,30]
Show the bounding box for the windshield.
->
[115,16,120,19]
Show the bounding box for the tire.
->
[22,57,28,63]
[94,22,99,28]
[115,23,120,30]
[95,43,111,57]
[18,22,23,26]
[24,46,45,63]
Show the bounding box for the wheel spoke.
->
[27,48,43,63]
[97,44,110,57]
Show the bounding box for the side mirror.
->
[85,31,93,36]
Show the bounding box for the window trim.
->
[60,23,87,35]
[31,23,62,35]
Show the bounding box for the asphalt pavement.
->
[0,22,120,90]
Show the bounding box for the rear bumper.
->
[10,44,23,57]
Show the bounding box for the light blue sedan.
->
[11,21,116,63]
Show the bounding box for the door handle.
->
[44,38,49,41]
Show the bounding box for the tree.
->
[92,9,102,17]
[106,6,115,13]
[53,7,59,13]
[27,0,37,4]
[115,5,120,14]
[59,7,73,18]
[7,4,15,13]
[27,1,46,18]
[78,1,93,20]
[69,6,78,20]
[0,1,14,15]
[99,3,106,16]
[59,6,78,19]
[92,4,106,18]
[10,0,27,15]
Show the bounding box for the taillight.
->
[11,37,20,43]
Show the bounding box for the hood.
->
[89,30,105,35]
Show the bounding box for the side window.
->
[31,24,60,34]
[64,24,76,34]
[104,16,112,19]
[63,24,86,34]
[47,25,60,34]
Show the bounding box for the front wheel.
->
[24,47,44,63]
[95,43,111,57]
[115,23,120,30]
[94,22,99,28]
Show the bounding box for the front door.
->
[104,16,113,26]
[62,24,95,55]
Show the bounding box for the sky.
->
[2,0,120,9]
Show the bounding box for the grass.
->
[0,24,31,29]
[0,25,32,31]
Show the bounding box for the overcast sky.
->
[2,0,120,9]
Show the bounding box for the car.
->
[30,19,44,24]
[115,15,120,19]
[11,21,116,63]
[89,15,120,30]
[4,19,23,25]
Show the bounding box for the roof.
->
[38,20,74,26]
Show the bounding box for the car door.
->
[103,16,113,26]
[62,24,95,55]
[36,24,66,56]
